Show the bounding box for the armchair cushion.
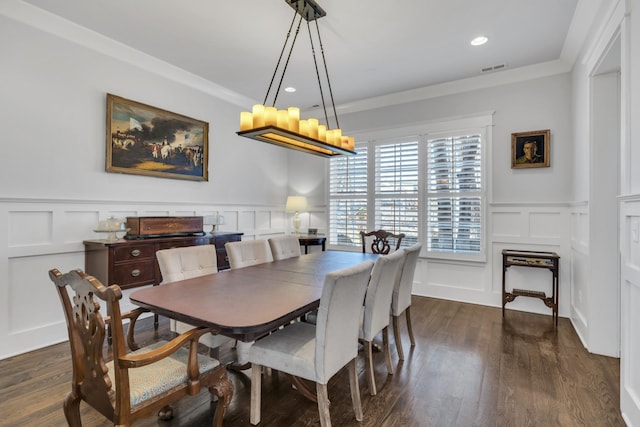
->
[107,341,221,408]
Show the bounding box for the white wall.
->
[341,74,573,204]
[569,0,640,423]
[312,74,573,317]
[0,14,289,205]
[619,0,640,423]
[0,8,304,358]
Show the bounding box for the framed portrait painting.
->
[106,93,209,181]
[511,129,550,169]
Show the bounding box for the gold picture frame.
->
[511,129,550,169]
[106,94,209,181]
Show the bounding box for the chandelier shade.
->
[237,0,355,157]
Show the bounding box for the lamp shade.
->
[285,196,308,213]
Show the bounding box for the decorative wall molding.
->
[0,198,321,359]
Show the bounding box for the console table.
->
[502,249,560,326]
[297,234,326,254]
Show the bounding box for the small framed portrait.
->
[511,129,550,169]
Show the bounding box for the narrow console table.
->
[297,234,326,254]
[502,249,560,326]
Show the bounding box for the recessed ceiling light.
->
[284,87,296,93]
[471,36,488,46]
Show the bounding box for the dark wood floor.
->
[0,297,625,426]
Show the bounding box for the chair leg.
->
[250,364,262,425]
[209,346,220,360]
[348,358,363,421]
[63,392,82,427]
[316,382,332,427]
[157,405,174,420]
[405,307,416,346]
[364,340,377,396]
[382,326,393,376]
[392,314,405,360]
[210,369,233,427]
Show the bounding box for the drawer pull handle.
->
[131,249,141,257]
[131,269,141,277]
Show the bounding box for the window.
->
[328,145,368,246]
[328,115,490,261]
[426,134,482,256]
[374,140,419,246]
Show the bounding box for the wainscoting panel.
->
[413,204,570,314]
[492,211,522,239]
[0,198,287,359]
[529,211,562,239]
[8,210,53,247]
[7,252,83,335]
[620,197,640,424]
[62,210,99,244]
[488,204,569,317]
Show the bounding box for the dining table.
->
[130,249,378,343]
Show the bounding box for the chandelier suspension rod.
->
[306,19,330,129]
[263,10,303,107]
[313,18,339,129]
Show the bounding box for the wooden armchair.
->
[49,268,233,427]
[360,229,406,254]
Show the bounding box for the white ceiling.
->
[22,0,586,113]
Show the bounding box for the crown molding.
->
[0,1,256,108]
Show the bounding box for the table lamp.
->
[285,196,308,234]
[203,214,224,234]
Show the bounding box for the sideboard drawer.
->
[112,260,156,288]
[113,244,155,262]
[212,233,242,270]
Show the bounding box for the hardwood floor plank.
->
[0,297,626,427]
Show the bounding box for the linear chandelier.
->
[237,0,355,157]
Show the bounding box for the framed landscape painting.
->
[106,94,209,181]
[511,129,550,169]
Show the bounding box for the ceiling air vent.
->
[480,63,507,73]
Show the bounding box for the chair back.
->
[360,229,405,254]
[361,249,406,341]
[268,235,302,261]
[156,244,218,284]
[392,243,422,315]
[50,268,122,421]
[314,260,374,383]
[225,239,273,269]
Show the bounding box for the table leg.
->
[290,375,317,402]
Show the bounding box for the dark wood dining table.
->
[129,250,378,342]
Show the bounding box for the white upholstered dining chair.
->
[224,239,274,365]
[268,235,302,261]
[247,260,375,427]
[225,239,273,269]
[360,248,406,396]
[156,245,232,357]
[391,243,422,360]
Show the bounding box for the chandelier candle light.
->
[237,0,356,157]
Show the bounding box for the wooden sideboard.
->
[83,232,243,290]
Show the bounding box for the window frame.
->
[327,113,492,262]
